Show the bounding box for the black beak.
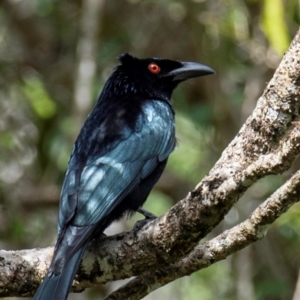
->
[167,62,215,81]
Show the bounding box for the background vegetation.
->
[0,0,299,299]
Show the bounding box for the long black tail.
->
[33,245,86,300]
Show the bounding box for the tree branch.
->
[105,169,300,300]
[1,28,300,298]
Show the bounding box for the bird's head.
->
[105,53,214,101]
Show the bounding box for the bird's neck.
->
[101,71,174,103]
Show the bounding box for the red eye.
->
[148,63,160,74]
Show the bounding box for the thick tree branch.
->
[105,170,300,300]
[1,28,300,298]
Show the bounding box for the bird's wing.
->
[50,101,176,274]
[58,99,175,229]
[50,100,175,274]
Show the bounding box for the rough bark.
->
[1,28,300,299]
[104,170,300,300]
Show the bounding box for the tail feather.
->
[33,245,86,300]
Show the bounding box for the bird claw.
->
[133,207,156,231]
[133,218,152,231]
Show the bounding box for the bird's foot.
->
[136,207,156,220]
[133,218,152,231]
[133,207,156,231]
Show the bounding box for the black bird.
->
[33,53,214,300]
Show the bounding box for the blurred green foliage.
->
[23,76,57,119]
[262,0,290,54]
[0,0,299,299]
